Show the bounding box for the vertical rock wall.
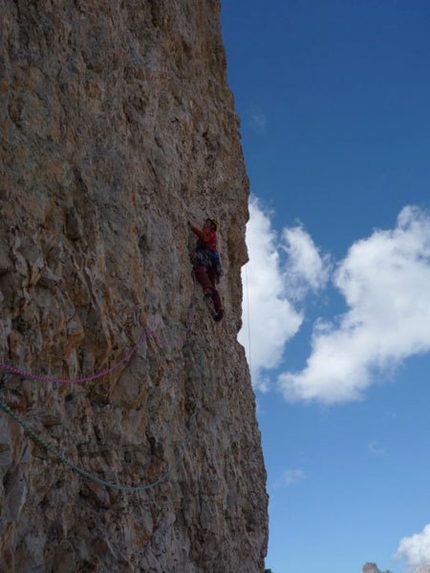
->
[0,1,268,572]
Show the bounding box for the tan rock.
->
[0,1,268,572]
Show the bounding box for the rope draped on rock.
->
[0,329,147,384]
[0,397,197,492]
[0,280,202,491]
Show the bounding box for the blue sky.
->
[221,2,430,572]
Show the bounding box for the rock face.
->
[0,1,268,572]
[362,563,393,573]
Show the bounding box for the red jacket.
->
[190,225,217,251]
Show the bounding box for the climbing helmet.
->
[207,217,219,230]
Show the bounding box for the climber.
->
[188,217,224,322]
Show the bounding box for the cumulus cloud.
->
[238,197,327,390]
[279,206,430,404]
[238,198,302,390]
[394,524,430,570]
[282,225,331,299]
[413,563,430,573]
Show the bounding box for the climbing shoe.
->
[214,310,224,322]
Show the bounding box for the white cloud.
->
[395,524,430,570]
[239,198,302,390]
[282,225,330,299]
[239,197,327,390]
[248,105,267,132]
[279,206,430,404]
[413,563,430,573]
[413,565,430,573]
[368,441,387,457]
[284,468,306,487]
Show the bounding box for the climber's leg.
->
[210,288,223,313]
[193,265,213,293]
[208,270,224,315]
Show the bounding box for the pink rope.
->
[0,329,148,384]
[0,279,199,385]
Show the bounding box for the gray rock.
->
[362,562,393,573]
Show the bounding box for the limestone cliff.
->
[362,563,393,573]
[0,1,268,572]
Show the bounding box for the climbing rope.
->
[0,279,201,490]
[0,329,147,384]
[244,264,253,376]
[0,278,198,385]
[0,397,196,492]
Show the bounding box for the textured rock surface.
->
[0,1,268,572]
[362,563,393,573]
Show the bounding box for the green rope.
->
[0,284,202,491]
[0,397,196,492]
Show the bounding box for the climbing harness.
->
[0,280,201,491]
